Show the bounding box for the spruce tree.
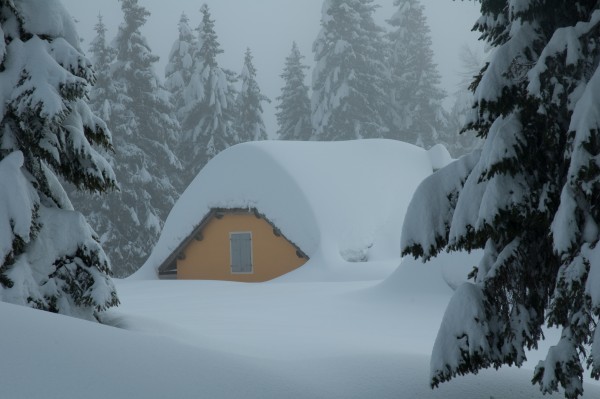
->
[311,0,389,140]
[165,12,196,124]
[276,42,312,141]
[66,14,120,260]
[96,0,181,277]
[179,3,237,182]
[386,0,447,148]
[0,0,118,319]
[401,2,600,398]
[88,14,117,124]
[233,48,269,143]
[445,45,483,157]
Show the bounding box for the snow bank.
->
[134,139,436,280]
[427,143,453,170]
[0,301,304,399]
[378,250,482,297]
[8,276,597,398]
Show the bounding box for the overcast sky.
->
[62,0,483,136]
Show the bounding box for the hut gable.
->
[158,208,308,281]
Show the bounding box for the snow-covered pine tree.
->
[311,0,389,141]
[96,0,181,277]
[179,3,237,182]
[276,42,312,140]
[65,13,121,277]
[165,12,196,124]
[88,14,117,124]
[233,48,269,143]
[0,0,119,319]
[386,0,447,148]
[401,2,600,398]
[444,45,483,157]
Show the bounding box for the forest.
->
[2,1,600,398]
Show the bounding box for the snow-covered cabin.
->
[136,139,450,281]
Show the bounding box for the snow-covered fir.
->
[386,0,447,149]
[0,0,119,320]
[65,14,123,278]
[444,45,484,157]
[401,2,600,398]
[311,0,390,140]
[87,14,117,125]
[164,12,196,126]
[178,3,237,184]
[88,0,181,277]
[276,42,312,140]
[233,48,269,143]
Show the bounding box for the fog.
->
[62,0,483,136]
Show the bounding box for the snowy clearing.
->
[4,252,600,398]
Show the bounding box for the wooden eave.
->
[157,207,309,278]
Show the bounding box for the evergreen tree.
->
[88,14,117,124]
[401,2,600,398]
[276,42,312,140]
[0,0,118,319]
[67,13,120,277]
[165,12,196,124]
[311,0,389,140]
[96,0,181,277]
[386,0,447,148]
[233,48,269,143]
[445,45,483,157]
[179,3,236,181]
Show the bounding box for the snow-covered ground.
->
[3,252,600,398]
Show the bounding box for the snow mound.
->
[134,139,436,280]
[378,250,482,297]
[427,143,453,170]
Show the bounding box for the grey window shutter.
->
[230,234,242,273]
[231,233,252,273]
[241,234,252,272]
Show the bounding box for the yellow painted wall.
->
[177,213,307,282]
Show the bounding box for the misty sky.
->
[62,0,483,136]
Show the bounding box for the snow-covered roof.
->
[134,139,444,279]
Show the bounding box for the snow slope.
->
[134,139,437,280]
[5,262,600,398]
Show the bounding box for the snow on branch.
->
[430,282,490,387]
[401,151,480,260]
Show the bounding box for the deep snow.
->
[3,252,599,398]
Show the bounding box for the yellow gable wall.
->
[177,213,307,282]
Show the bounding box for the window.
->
[230,232,253,274]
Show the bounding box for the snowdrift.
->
[5,286,600,399]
